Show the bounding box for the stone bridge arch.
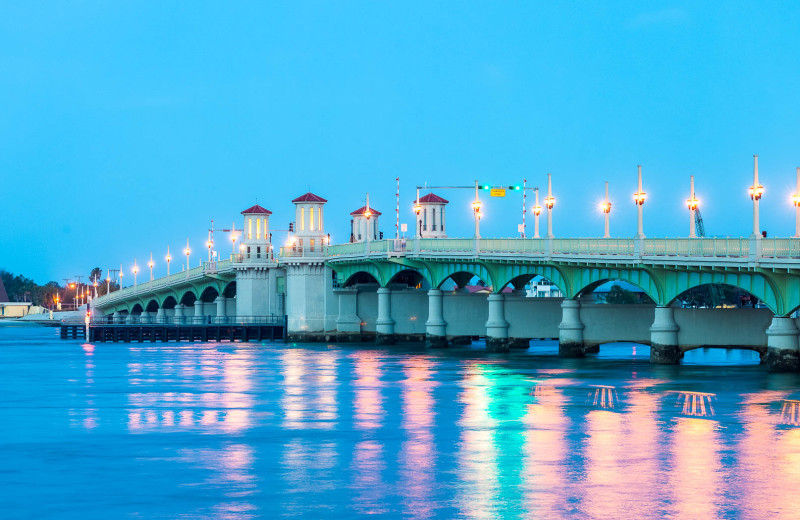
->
[492,263,571,296]
[661,270,782,314]
[571,267,663,304]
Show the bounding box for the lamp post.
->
[166,246,172,277]
[364,192,373,244]
[206,238,213,262]
[472,180,482,239]
[633,165,646,239]
[687,175,699,238]
[414,188,422,238]
[748,155,764,238]
[532,188,542,239]
[133,261,139,288]
[544,174,555,239]
[105,270,110,295]
[793,167,800,238]
[184,238,191,277]
[148,252,154,282]
[119,265,123,290]
[231,223,238,256]
[600,181,611,238]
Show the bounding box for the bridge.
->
[93,233,800,372]
[90,160,800,372]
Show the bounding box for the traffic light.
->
[509,185,521,191]
[481,185,491,190]
[289,222,294,232]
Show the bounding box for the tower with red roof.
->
[350,205,381,243]
[414,193,449,238]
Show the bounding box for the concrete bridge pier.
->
[376,287,396,345]
[126,313,134,324]
[765,316,800,371]
[194,302,206,324]
[174,304,185,324]
[650,306,681,363]
[140,311,151,324]
[558,299,584,357]
[336,288,362,342]
[156,308,167,324]
[113,311,122,324]
[216,297,228,323]
[425,289,447,348]
[485,293,509,352]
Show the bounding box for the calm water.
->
[2,326,800,519]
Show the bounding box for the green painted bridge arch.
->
[325,256,798,315]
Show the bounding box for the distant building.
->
[0,302,33,318]
[0,277,8,302]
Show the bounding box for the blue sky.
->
[1,2,799,283]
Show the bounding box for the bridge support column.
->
[174,304,185,324]
[112,311,122,324]
[485,293,509,352]
[216,297,228,323]
[425,289,447,348]
[558,299,584,357]
[336,288,361,342]
[156,308,166,324]
[765,316,800,371]
[126,313,134,324]
[194,302,206,324]
[140,311,151,324]
[650,306,681,364]
[376,287,396,345]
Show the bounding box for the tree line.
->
[0,267,119,308]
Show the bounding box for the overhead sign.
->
[490,188,506,197]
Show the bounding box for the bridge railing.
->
[644,238,749,257]
[552,238,634,255]
[94,265,208,307]
[761,238,800,258]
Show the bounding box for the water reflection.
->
[399,357,437,519]
[457,362,500,519]
[18,332,800,519]
[669,417,722,519]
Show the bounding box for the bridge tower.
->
[350,205,382,242]
[235,204,280,318]
[414,193,449,238]
[285,192,336,337]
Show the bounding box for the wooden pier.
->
[61,316,287,344]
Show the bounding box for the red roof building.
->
[292,192,328,203]
[241,204,273,215]
[350,206,382,216]
[415,193,449,204]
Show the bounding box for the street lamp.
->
[532,187,542,239]
[544,174,555,239]
[473,180,482,239]
[230,223,238,256]
[119,265,123,290]
[184,238,191,276]
[687,175,700,238]
[133,260,139,287]
[633,165,646,239]
[363,192,374,244]
[206,239,213,262]
[414,188,422,238]
[748,155,764,238]
[105,270,110,295]
[166,246,172,277]
[792,167,800,238]
[148,252,154,281]
[600,181,612,238]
